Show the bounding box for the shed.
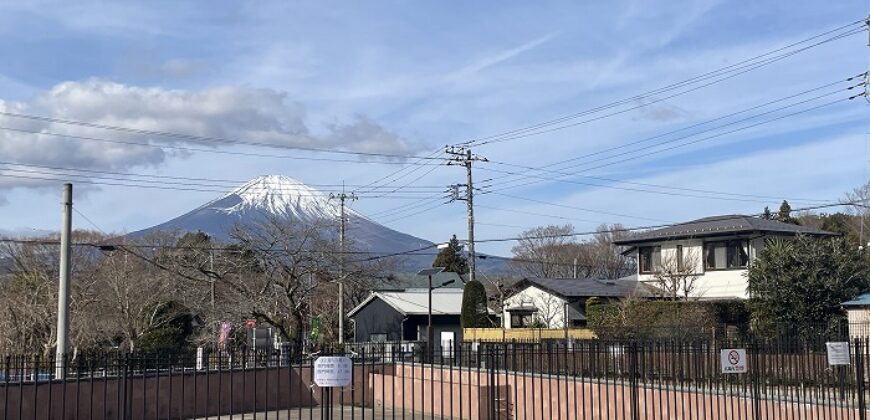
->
[347,288,464,351]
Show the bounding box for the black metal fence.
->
[1,337,869,419]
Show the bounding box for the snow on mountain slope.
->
[223,175,347,220]
[129,175,439,270]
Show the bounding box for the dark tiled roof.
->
[613,215,835,245]
[519,277,654,298]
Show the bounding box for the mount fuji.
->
[130,175,445,271]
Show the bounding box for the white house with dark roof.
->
[502,277,654,329]
[613,215,836,299]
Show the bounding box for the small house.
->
[348,288,464,351]
[502,277,652,329]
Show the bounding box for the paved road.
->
[194,405,444,419]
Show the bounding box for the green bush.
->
[587,300,750,340]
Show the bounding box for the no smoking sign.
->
[720,348,747,374]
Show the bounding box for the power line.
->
[473,201,863,244]
[0,113,445,161]
[379,201,450,223]
[483,192,674,223]
[0,165,445,193]
[5,201,860,271]
[484,94,859,195]
[476,204,605,224]
[0,172,443,199]
[479,166,834,205]
[460,22,866,147]
[0,125,443,165]
[0,160,447,190]
[481,75,865,193]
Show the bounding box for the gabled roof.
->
[613,215,835,245]
[511,277,654,299]
[347,289,464,318]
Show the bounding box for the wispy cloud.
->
[450,32,559,80]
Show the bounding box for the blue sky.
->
[0,1,868,258]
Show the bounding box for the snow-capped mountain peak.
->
[221,175,354,221]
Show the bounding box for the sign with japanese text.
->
[720,348,747,374]
[313,356,352,387]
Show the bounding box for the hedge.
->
[586,299,750,340]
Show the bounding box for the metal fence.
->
[1,337,869,419]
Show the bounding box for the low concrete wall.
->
[0,364,381,420]
[370,364,870,420]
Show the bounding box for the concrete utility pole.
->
[330,185,357,344]
[447,146,487,284]
[55,183,72,379]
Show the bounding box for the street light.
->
[417,267,446,362]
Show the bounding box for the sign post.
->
[721,348,747,374]
[314,356,352,419]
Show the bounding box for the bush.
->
[587,300,750,340]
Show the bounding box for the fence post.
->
[487,345,496,420]
[857,338,867,420]
[629,341,639,420]
[751,342,762,419]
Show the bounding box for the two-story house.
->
[613,215,835,299]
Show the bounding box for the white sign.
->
[826,342,851,366]
[313,356,352,387]
[196,347,204,371]
[720,348,747,374]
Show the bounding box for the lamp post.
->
[417,267,447,362]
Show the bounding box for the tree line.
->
[0,217,393,355]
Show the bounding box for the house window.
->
[639,246,661,273]
[704,240,749,270]
[370,333,387,342]
[510,312,536,328]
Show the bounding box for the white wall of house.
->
[502,285,568,329]
[630,237,767,300]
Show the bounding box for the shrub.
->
[587,300,749,340]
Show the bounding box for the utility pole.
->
[55,183,72,379]
[447,146,487,284]
[209,251,215,310]
[330,185,357,344]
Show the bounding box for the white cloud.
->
[0,79,414,194]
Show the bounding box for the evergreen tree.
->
[762,206,773,220]
[776,200,799,225]
[432,235,468,274]
[748,236,870,338]
[460,280,489,328]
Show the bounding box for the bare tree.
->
[510,225,582,278]
[588,224,636,279]
[218,217,392,345]
[0,231,108,354]
[844,181,870,244]
[649,248,702,300]
[534,292,564,328]
[510,224,635,280]
[93,238,180,351]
